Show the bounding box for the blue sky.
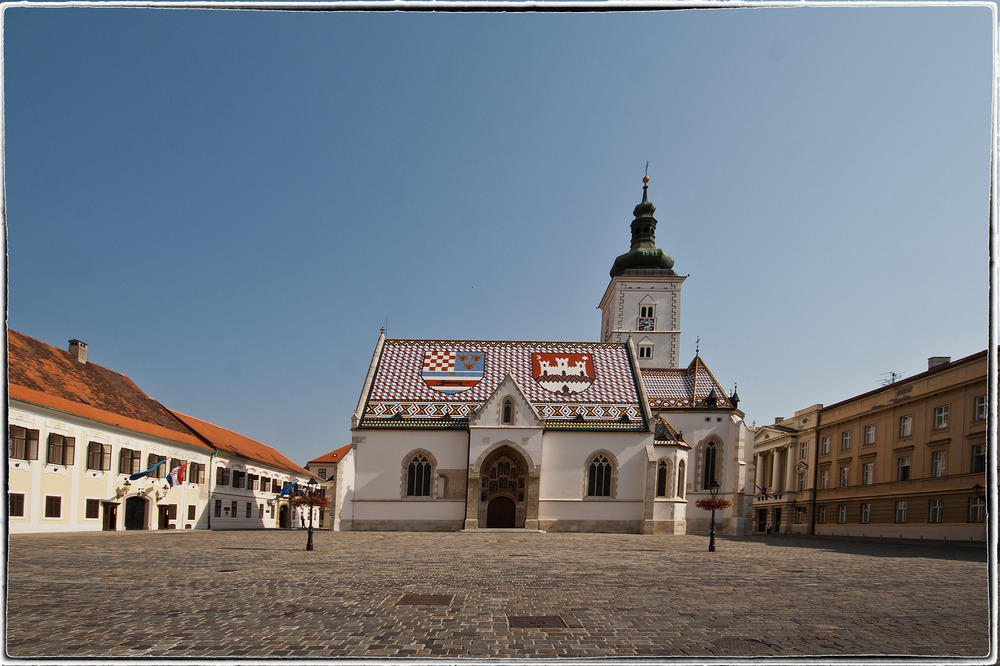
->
[4,2,994,465]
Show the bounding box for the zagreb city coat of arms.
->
[532,353,595,395]
[421,350,485,394]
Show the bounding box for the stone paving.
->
[5,529,993,662]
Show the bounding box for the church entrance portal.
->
[124,496,147,530]
[478,448,527,529]
[487,497,516,528]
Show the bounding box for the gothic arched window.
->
[587,453,614,497]
[405,453,433,497]
[702,442,718,490]
[656,459,671,497]
[501,398,513,425]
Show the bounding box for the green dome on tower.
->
[609,176,676,277]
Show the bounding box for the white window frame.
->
[931,451,946,478]
[899,415,912,438]
[819,469,829,490]
[860,503,871,524]
[933,405,949,430]
[864,425,875,445]
[841,431,851,450]
[974,395,987,421]
[895,500,908,523]
[800,442,808,459]
[928,499,943,523]
[969,496,986,522]
[839,465,850,488]
[897,456,911,481]
[862,462,874,486]
[817,506,827,524]
[821,437,831,455]
[837,504,847,523]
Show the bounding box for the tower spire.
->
[608,173,676,277]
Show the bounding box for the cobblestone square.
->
[5,530,992,661]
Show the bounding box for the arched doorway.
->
[487,497,516,528]
[124,496,147,530]
[478,447,527,528]
[278,504,290,528]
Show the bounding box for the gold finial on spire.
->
[643,161,649,185]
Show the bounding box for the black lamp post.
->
[708,480,720,552]
[306,477,317,551]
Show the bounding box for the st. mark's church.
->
[335,178,753,535]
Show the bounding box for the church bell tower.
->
[598,176,686,368]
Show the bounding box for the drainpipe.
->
[207,449,216,530]
[809,411,821,536]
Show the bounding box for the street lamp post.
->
[708,480,720,552]
[306,477,318,551]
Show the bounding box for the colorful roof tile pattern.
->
[360,339,645,430]
[7,329,210,451]
[170,411,312,477]
[640,355,735,410]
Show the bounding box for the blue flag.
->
[279,481,298,497]
[129,459,166,481]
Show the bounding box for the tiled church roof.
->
[359,339,646,430]
[7,329,210,451]
[640,355,735,410]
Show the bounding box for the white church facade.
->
[338,178,753,534]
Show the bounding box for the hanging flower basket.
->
[291,494,329,509]
[695,497,733,511]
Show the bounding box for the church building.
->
[338,178,753,534]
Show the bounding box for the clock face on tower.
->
[637,317,654,331]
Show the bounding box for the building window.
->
[860,503,871,524]
[214,499,222,518]
[677,460,686,498]
[817,506,827,524]
[899,415,912,438]
[839,466,850,488]
[702,442,718,490]
[232,470,246,489]
[864,425,875,445]
[119,448,141,475]
[406,453,433,497]
[897,456,911,482]
[500,398,514,425]
[821,437,831,455]
[862,462,874,486]
[819,469,829,490]
[44,496,62,518]
[85,499,100,519]
[837,504,847,523]
[638,345,653,359]
[973,395,987,421]
[895,500,908,523]
[800,442,808,459]
[261,477,271,493]
[794,507,806,524]
[931,451,946,478]
[9,493,25,517]
[317,468,327,479]
[587,453,614,497]
[797,473,805,492]
[188,505,197,521]
[230,501,238,517]
[147,454,166,478]
[216,467,231,486]
[969,497,986,522]
[640,305,655,318]
[188,463,205,484]
[928,499,943,523]
[46,434,76,466]
[972,445,986,474]
[841,431,851,451]
[933,405,949,430]
[246,502,253,518]
[655,459,670,497]
[86,442,112,471]
[8,426,39,461]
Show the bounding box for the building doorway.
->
[478,447,527,528]
[102,501,118,531]
[278,504,290,528]
[124,496,147,530]
[774,508,782,534]
[757,509,767,533]
[487,496,516,528]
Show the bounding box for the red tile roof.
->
[170,410,313,477]
[641,355,735,410]
[308,444,351,466]
[7,330,210,451]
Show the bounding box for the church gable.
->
[359,339,645,430]
[468,375,543,429]
[640,355,735,410]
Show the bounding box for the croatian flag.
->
[166,463,189,487]
[128,459,166,481]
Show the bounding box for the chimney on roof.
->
[774,417,784,425]
[928,356,951,370]
[68,339,88,364]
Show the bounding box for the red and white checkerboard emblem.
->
[421,350,485,394]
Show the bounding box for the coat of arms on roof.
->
[531,353,595,396]
[421,350,485,394]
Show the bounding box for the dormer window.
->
[638,345,653,359]
[501,398,514,425]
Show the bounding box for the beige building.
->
[304,444,351,529]
[753,351,989,541]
